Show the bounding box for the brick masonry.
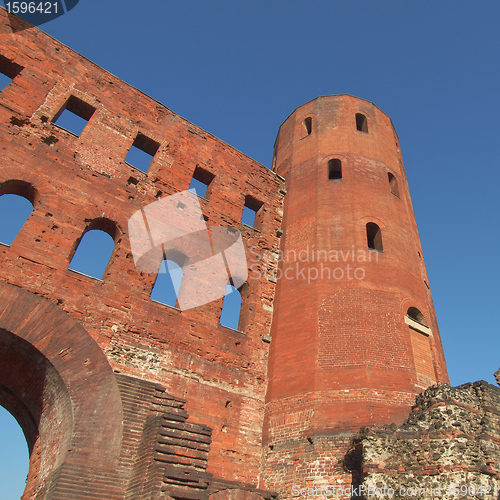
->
[0,8,498,500]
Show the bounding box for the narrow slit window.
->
[0,55,23,92]
[366,222,383,251]
[241,195,264,228]
[356,113,368,133]
[328,159,342,180]
[125,133,160,173]
[302,117,312,138]
[388,172,400,197]
[220,284,242,330]
[151,259,183,308]
[52,95,95,137]
[0,180,37,246]
[189,166,215,199]
[69,219,117,280]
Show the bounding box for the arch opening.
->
[366,222,383,251]
[407,307,429,327]
[69,218,118,279]
[0,180,37,246]
[0,406,29,499]
[151,259,184,308]
[388,172,400,197]
[0,328,73,499]
[328,159,342,180]
[356,113,368,133]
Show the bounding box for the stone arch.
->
[0,281,123,499]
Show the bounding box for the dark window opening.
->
[241,195,264,228]
[302,117,312,138]
[328,159,342,180]
[69,218,117,280]
[220,284,242,330]
[52,95,95,137]
[366,222,383,251]
[0,180,37,246]
[189,166,215,199]
[388,172,400,197]
[151,259,183,308]
[0,55,23,91]
[407,307,429,327]
[125,132,160,173]
[356,113,368,133]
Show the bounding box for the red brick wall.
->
[0,9,283,495]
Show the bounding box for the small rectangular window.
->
[52,95,95,137]
[0,55,23,92]
[328,159,342,180]
[241,195,263,228]
[301,117,313,138]
[125,132,160,173]
[189,166,215,199]
[356,113,368,133]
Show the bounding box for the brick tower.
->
[261,95,449,493]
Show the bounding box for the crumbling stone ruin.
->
[358,381,500,499]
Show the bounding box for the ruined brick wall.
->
[358,381,500,499]
[0,9,283,498]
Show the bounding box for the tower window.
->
[407,307,429,327]
[388,172,400,197]
[301,117,312,138]
[356,113,368,133]
[0,55,23,91]
[52,95,95,137]
[69,218,117,280]
[189,166,215,199]
[241,195,264,228]
[125,133,160,173]
[366,222,383,251]
[328,159,342,180]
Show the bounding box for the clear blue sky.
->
[1,1,500,497]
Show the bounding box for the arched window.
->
[151,259,183,308]
[328,159,342,180]
[0,180,37,246]
[407,307,428,327]
[220,284,242,330]
[69,218,117,280]
[356,113,368,133]
[388,172,400,197]
[302,117,312,138]
[366,222,383,251]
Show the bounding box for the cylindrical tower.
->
[261,95,448,493]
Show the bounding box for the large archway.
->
[0,282,124,499]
